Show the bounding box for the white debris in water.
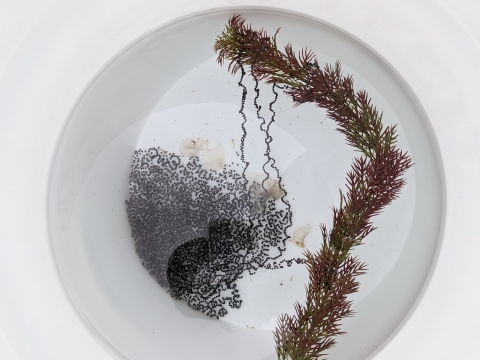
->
[290,224,311,248]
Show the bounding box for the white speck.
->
[290,224,311,248]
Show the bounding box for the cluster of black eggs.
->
[126,149,296,318]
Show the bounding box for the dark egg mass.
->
[126,64,300,318]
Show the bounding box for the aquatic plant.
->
[215,15,413,360]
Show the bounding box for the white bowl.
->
[2,1,480,360]
[49,8,442,360]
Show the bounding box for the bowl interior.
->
[50,9,443,360]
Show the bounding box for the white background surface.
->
[0,1,479,359]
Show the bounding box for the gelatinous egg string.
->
[125,62,299,319]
